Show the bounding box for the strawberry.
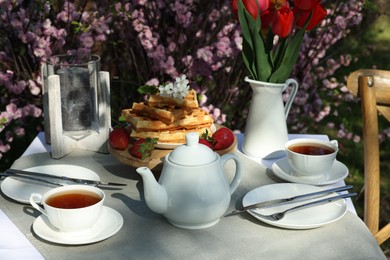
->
[130,138,158,159]
[109,127,130,150]
[199,138,214,150]
[212,127,234,150]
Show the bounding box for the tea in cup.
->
[285,138,338,178]
[30,185,105,232]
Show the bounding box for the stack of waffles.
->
[122,90,213,143]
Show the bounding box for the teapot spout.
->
[136,167,168,214]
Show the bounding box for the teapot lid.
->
[168,132,217,166]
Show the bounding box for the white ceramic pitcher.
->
[242,77,298,159]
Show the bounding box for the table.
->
[0,132,386,259]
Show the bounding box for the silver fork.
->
[252,193,357,221]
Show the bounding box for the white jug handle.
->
[283,78,299,119]
[30,193,47,216]
[220,153,242,194]
[330,140,339,149]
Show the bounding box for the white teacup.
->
[30,185,105,232]
[285,138,339,178]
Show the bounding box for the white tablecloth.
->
[0,132,385,259]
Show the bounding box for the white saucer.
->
[32,206,123,245]
[272,157,348,186]
[242,183,347,229]
[1,164,100,204]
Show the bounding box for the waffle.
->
[123,108,213,132]
[130,126,212,143]
[147,89,199,109]
[122,89,213,144]
[130,102,188,124]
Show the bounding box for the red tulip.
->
[258,0,270,13]
[231,0,270,20]
[294,3,327,30]
[293,0,320,11]
[270,6,294,38]
[261,8,273,30]
[270,0,288,9]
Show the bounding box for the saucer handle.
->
[30,193,47,216]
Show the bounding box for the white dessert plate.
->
[242,183,347,229]
[272,157,348,186]
[32,206,123,245]
[1,164,100,204]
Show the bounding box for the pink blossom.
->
[172,2,192,27]
[334,16,347,29]
[5,131,13,142]
[22,104,42,118]
[43,2,51,13]
[6,103,22,119]
[115,3,123,12]
[197,47,213,63]
[178,34,187,45]
[0,111,10,123]
[19,31,36,43]
[208,9,221,22]
[146,78,160,86]
[142,39,154,50]
[10,18,23,29]
[80,33,94,48]
[211,62,223,71]
[323,78,338,89]
[42,19,51,30]
[163,56,178,76]
[132,20,144,32]
[215,36,232,57]
[143,28,153,39]
[195,30,203,38]
[33,48,46,57]
[353,135,361,143]
[7,81,27,94]
[0,141,11,153]
[202,105,226,124]
[14,127,26,136]
[95,34,107,41]
[28,80,41,95]
[168,42,176,53]
[0,70,13,85]
[133,0,147,5]
[181,55,193,67]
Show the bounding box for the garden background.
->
[0,0,389,255]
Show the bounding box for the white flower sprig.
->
[158,75,190,99]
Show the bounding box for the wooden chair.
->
[347,69,390,245]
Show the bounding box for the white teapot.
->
[137,132,242,229]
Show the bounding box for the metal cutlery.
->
[3,168,127,187]
[226,185,353,216]
[251,192,357,221]
[0,172,64,186]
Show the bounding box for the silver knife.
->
[0,172,64,186]
[4,168,127,186]
[226,185,353,216]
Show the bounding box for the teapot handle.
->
[220,153,242,194]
